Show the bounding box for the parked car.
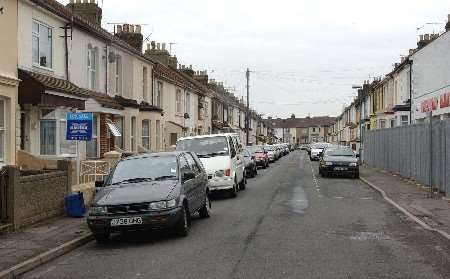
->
[247,145,269,168]
[87,151,211,243]
[265,145,277,162]
[310,142,329,160]
[300,144,308,150]
[319,147,359,178]
[176,133,246,197]
[243,148,258,178]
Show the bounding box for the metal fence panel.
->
[364,119,450,196]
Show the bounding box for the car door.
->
[185,152,204,211]
[233,136,244,182]
[179,154,196,213]
[227,136,239,183]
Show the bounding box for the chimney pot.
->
[135,25,141,33]
[147,43,150,50]
[424,34,430,40]
[89,0,95,3]
[157,43,160,50]
[129,24,135,33]
[76,0,81,3]
[116,25,122,33]
[123,24,129,32]
[189,65,192,70]
[151,41,156,49]
[162,43,166,50]
[83,0,88,3]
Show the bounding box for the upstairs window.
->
[115,56,122,95]
[156,81,163,107]
[143,66,148,100]
[87,46,97,90]
[32,20,52,68]
[176,89,182,114]
[185,92,191,115]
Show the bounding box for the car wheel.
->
[230,179,238,198]
[199,193,211,218]
[93,231,110,244]
[239,173,246,190]
[250,166,256,178]
[175,204,189,237]
[263,162,267,169]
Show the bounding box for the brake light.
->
[225,169,231,176]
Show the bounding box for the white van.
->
[176,133,246,197]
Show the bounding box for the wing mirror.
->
[183,171,195,182]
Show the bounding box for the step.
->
[0,223,12,235]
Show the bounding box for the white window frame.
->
[143,66,148,101]
[0,99,5,162]
[87,46,97,90]
[32,20,53,69]
[130,116,136,151]
[39,108,77,157]
[156,81,163,107]
[115,56,122,95]
[142,119,150,150]
[86,114,99,158]
[185,92,191,115]
[401,115,409,126]
[176,89,182,114]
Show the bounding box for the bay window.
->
[40,108,76,156]
[131,117,136,151]
[142,120,150,150]
[86,115,98,158]
[115,117,124,149]
[32,20,52,68]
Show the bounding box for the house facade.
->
[0,0,20,167]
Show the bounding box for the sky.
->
[61,0,450,118]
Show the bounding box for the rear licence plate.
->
[334,167,348,171]
[111,217,143,226]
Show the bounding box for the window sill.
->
[32,64,54,73]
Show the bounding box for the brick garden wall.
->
[16,171,69,228]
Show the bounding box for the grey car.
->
[318,147,359,178]
[87,151,211,243]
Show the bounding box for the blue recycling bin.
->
[64,192,85,218]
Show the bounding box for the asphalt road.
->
[21,151,450,279]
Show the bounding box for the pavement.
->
[12,150,450,279]
[0,217,92,279]
[360,166,450,237]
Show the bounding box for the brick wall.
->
[17,171,69,228]
[99,114,116,157]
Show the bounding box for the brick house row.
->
[0,0,268,169]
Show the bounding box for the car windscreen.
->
[176,136,229,157]
[311,143,328,149]
[107,155,178,186]
[325,148,355,157]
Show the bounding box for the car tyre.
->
[250,166,256,178]
[239,172,246,190]
[199,193,211,218]
[229,179,238,198]
[175,204,189,237]
[93,232,110,244]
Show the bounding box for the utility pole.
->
[246,68,250,146]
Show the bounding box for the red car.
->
[247,145,269,169]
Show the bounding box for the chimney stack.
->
[417,33,433,49]
[194,70,209,85]
[144,41,177,68]
[66,0,102,26]
[114,24,143,51]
